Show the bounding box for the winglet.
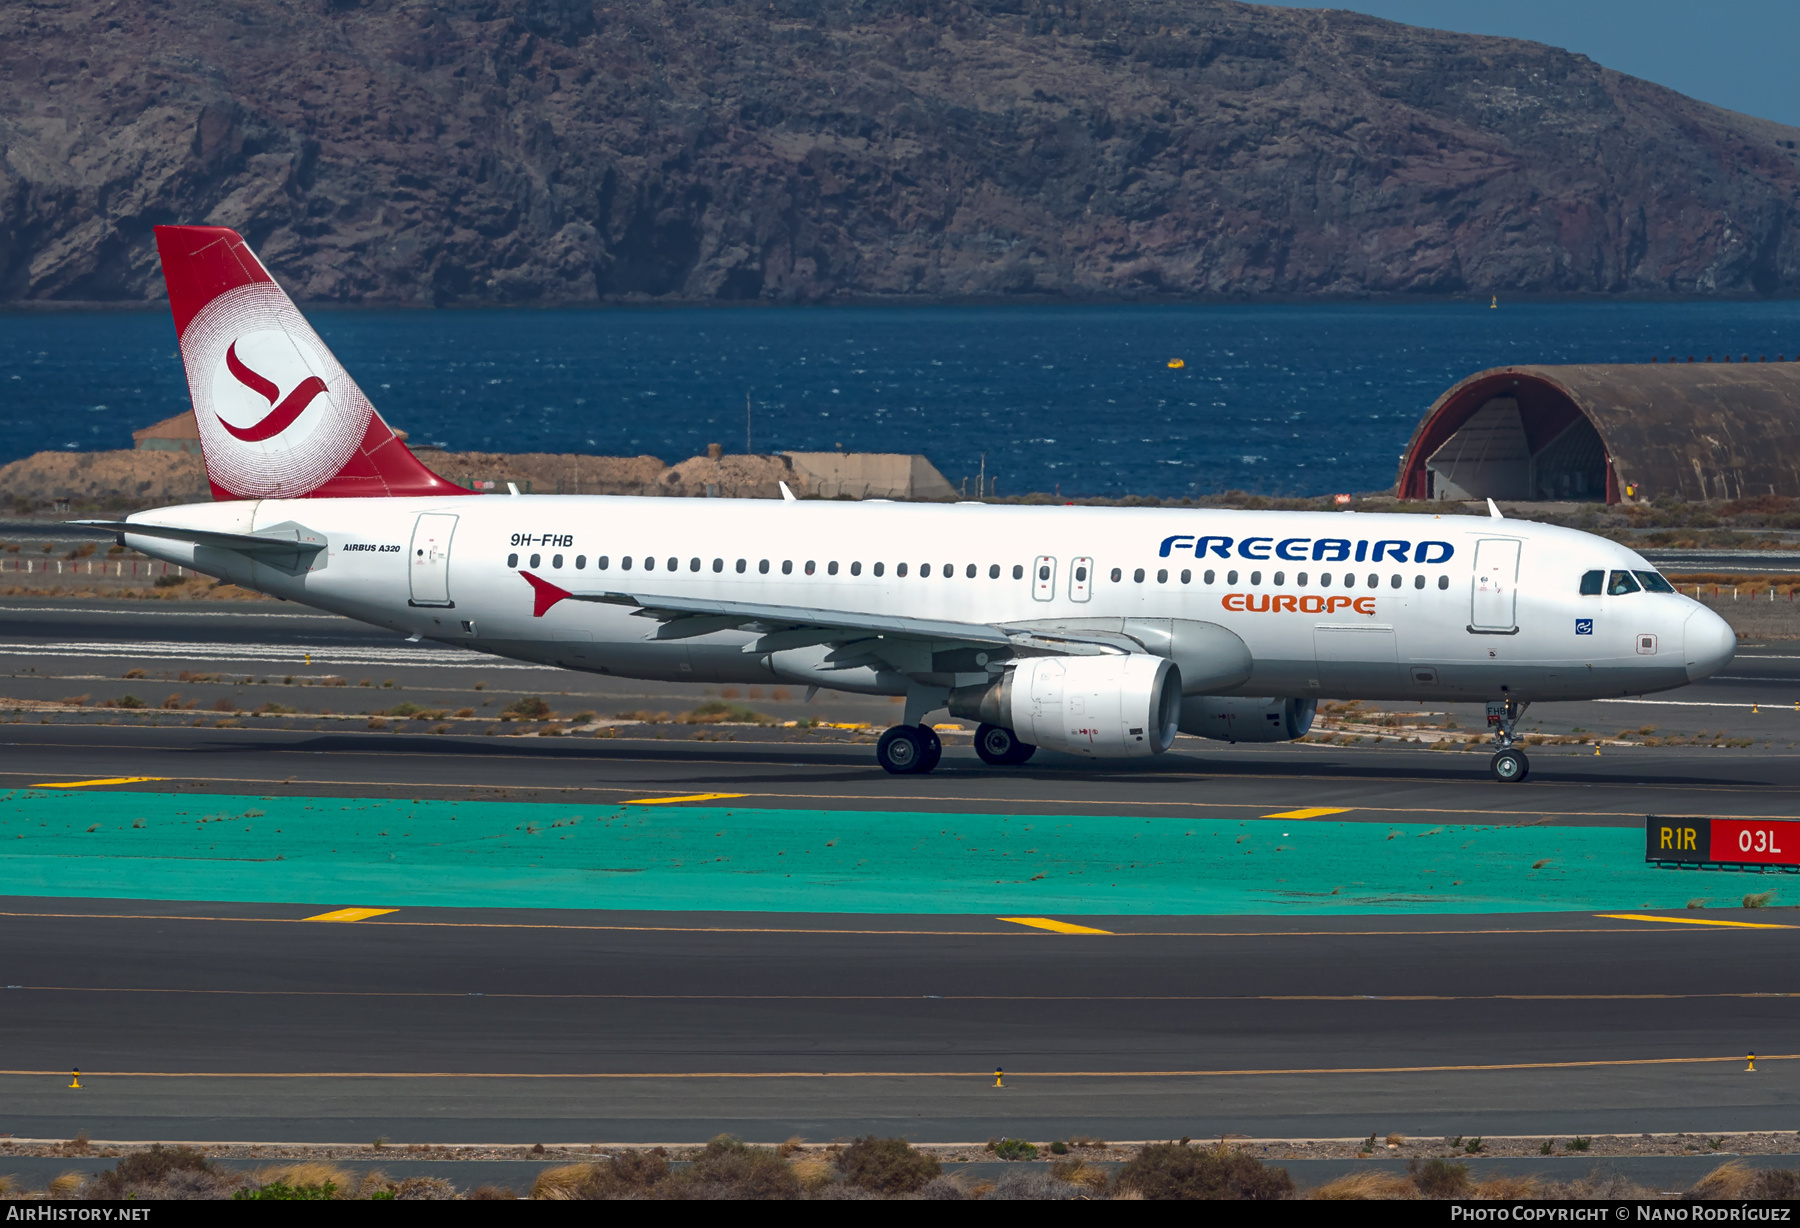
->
[779,481,797,502]
[1487,498,1504,520]
[519,571,572,618]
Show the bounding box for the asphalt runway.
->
[6,596,1800,1144]
[2,900,1798,1143]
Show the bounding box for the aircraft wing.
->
[518,571,1131,659]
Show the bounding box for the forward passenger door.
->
[1470,538,1522,633]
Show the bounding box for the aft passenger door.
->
[1470,538,1521,632]
[409,513,458,608]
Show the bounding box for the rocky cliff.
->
[4,0,1799,304]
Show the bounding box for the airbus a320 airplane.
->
[89,225,1737,783]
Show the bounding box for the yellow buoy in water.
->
[1490,295,1498,309]
[1167,358,1185,369]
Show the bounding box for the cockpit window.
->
[1608,570,1642,595]
[1634,570,1676,594]
[1579,569,1604,596]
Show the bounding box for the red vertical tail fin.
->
[152,225,471,501]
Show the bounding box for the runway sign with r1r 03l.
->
[1646,816,1800,871]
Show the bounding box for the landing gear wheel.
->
[1490,748,1530,783]
[878,725,938,774]
[918,726,943,773]
[974,723,1036,766]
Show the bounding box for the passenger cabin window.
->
[736,559,747,573]
[507,553,518,568]
[1437,575,1448,590]
[1297,572,1308,586]
[1204,570,1215,584]
[690,558,701,572]
[1110,567,1123,582]
[1156,569,1168,583]
[1579,570,1604,595]
[1635,570,1676,593]
[988,564,1000,579]
[874,563,885,577]
[1133,568,1145,583]
[1250,571,1262,585]
[1227,570,1238,584]
[759,559,770,574]
[920,564,931,577]
[667,557,677,571]
[576,555,587,569]
[1412,575,1423,589]
[1608,570,1642,595]
[1180,569,1192,584]
[1075,564,1089,583]
[897,563,909,577]
[851,562,862,576]
[620,556,632,570]
[530,553,542,568]
[967,564,977,579]
[781,560,793,575]
[553,554,564,569]
[1012,565,1024,580]
[1273,571,1285,586]
[805,561,816,575]
[828,562,839,576]
[598,556,610,570]
[712,558,723,572]
[644,557,655,571]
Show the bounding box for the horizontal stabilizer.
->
[75,519,327,560]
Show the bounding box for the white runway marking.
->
[1596,697,1796,711]
[0,641,557,670]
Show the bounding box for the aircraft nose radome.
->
[1683,606,1736,682]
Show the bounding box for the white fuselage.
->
[120,496,1736,706]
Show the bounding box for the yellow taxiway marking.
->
[621,793,747,806]
[302,908,398,923]
[0,909,1771,939]
[998,917,1114,935]
[0,1053,1791,1080]
[1597,913,1794,930]
[1262,807,1351,820]
[29,777,168,789]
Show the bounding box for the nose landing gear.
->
[1486,697,1531,783]
[876,724,943,774]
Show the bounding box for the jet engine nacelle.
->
[949,654,1182,757]
[1179,696,1317,743]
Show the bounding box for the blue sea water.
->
[3,300,1799,499]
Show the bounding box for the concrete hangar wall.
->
[1395,362,1800,504]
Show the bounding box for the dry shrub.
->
[1689,1161,1756,1200]
[836,1136,940,1195]
[680,701,770,725]
[1410,1158,1471,1198]
[986,1171,1091,1200]
[677,1135,800,1200]
[531,1164,590,1200]
[1539,1172,1656,1200]
[84,1145,243,1200]
[469,1184,518,1200]
[535,1150,672,1199]
[1473,1174,1542,1199]
[47,1173,84,1199]
[791,1155,837,1193]
[1309,1171,1419,1200]
[1050,1159,1110,1191]
[391,1176,458,1200]
[1114,1143,1294,1200]
[248,1162,353,1198]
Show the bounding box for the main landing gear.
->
[1486,697,1531,783]
[876,724,942,775]
[973,722,1036,767]
[875,723,1039,774]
